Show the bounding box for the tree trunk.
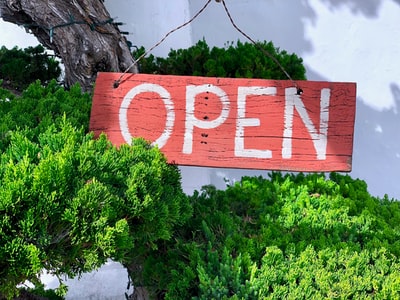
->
[0,0,137,92]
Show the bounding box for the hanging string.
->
[219,0,302,94]
[114,0,302,94]
[113,0,213,88]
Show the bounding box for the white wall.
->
[37,260,133,300]
[105,0,193,57]
[0,21,38,48]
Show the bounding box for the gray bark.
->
[0,0,137,92]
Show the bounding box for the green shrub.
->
[0,118,190,298]
[145,173,400,299]
[0,71,190,299]
[0,80,91,152]
[0,45,61,91]
[134,39,306,80]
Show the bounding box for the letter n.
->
[282,88,330,160]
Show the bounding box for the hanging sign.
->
[90,73,356,172]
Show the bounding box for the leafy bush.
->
[0,80,190,298]
[0,45,61,91]
[134,39,306,80]
[0,118,190,299]
[0,80,91,152]
[140,173,400,299]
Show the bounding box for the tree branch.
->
[0,0,137,92]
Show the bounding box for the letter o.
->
[119,83,175,148]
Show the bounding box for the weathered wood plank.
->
[90,73,356,172]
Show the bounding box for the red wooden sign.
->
[90,73,356,172]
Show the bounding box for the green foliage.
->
[144,173,400,299]
[0,45,61,91]
[0,80,91,151]
[252,246,400,299]
[133,39,306,80]
[0,118,190,298]
[0,77,190,298]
